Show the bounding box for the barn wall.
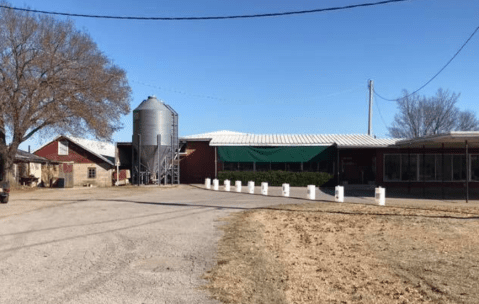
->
[41,164,60,187]
[338,148,377,185]
[35,139,101,164]
[73,163,112,187]
[180,141,221,184]
[35,138,114,187]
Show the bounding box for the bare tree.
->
[0,2,131,183]
[388,88,479,138]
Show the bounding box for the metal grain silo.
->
[132,96,179,185]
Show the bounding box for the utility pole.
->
[368,79,374,136]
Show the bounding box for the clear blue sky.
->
[11,0,479,151]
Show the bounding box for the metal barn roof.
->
[15,149,51,163]
[181,130,397,148]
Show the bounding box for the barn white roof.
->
[67,136,116,158]
[181,130,398,148]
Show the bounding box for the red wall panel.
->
[180,141,220,184]
[35,139,103,164]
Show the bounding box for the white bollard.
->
[261,182,268,195]
[248,181,255,194]
[307,185,316,200]
[224,179,230,192]
[213,179,219,191]
[282,183,290,197]
[375,187,386,206]
[205,178,211,189]
[335,185,344,203]
[235,180,242,192]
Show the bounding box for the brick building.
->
[180,130,479,200]
[179,130,396,185]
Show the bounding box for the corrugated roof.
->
[181,130,397,147]
[15,149,51,163]
[67,136,115,158]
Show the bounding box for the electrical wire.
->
[374,24,479,102]
[374,98,389,130]
[133,79,365,105]
[131,79,245,103]
[0,0,408,21]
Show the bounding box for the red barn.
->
[34,136,116,187]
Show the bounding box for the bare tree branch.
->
[388,88,479,138]
[0,1,131,183]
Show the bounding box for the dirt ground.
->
[3,185,479,303]
[202,201,479,303]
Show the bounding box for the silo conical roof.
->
[134,96,169,111]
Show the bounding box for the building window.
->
[238,162,254,171]
[88,167,96,179]
[384,153,473,182]
[58,140,69,155]
[471,155,479,181]
[400,154,417,181]
[256,162,270,172]
[419,155,436,181]
[452,155,466,181]
[384,154,401,181]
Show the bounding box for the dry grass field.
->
[202,201,479,303]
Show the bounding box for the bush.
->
[218,171,332,187]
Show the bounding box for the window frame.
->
[87,167,96,179]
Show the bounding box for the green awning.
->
[217,146,335,163]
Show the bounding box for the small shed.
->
[10,149,52,187]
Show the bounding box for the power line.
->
[0,0,408,21]
[131,80,244,103]
[374,98,389,130]
[133,79,364,105]
[375,24,479,102]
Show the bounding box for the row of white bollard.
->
[206,179,316,200]
[205,178,385,205]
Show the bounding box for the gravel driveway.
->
[0,185,317,304]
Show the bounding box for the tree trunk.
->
[0,125,20,186]
[0,148,16,186]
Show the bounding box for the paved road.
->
[0,185,318,304]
